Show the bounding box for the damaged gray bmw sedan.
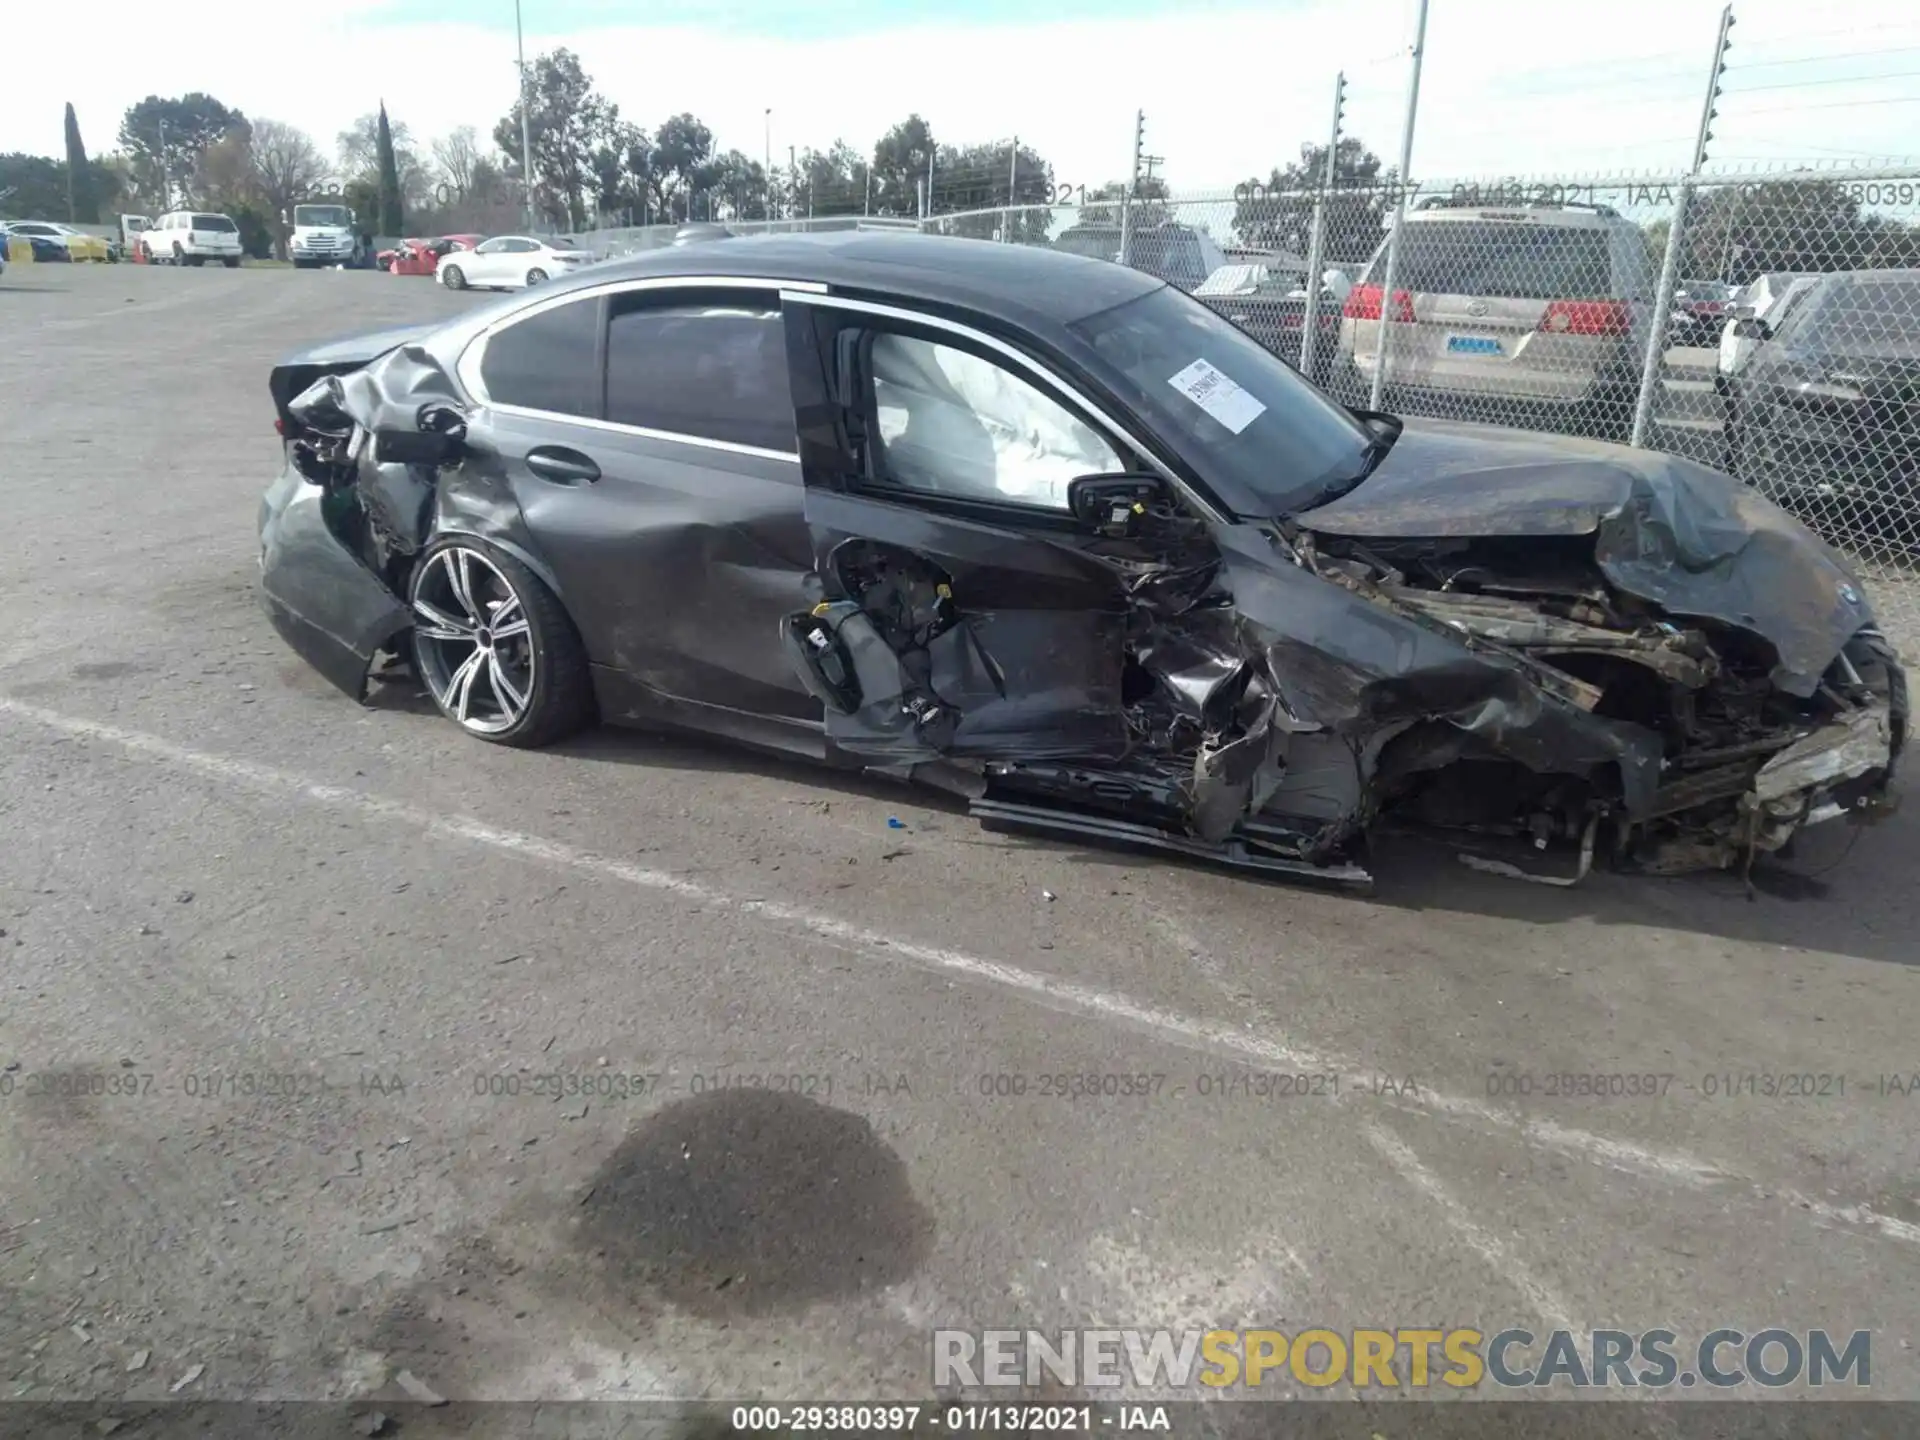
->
[259,231,1906,889]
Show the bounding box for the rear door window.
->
[1372,222,1614,299]
[604,294,795,452]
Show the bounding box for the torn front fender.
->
[1208,524,1667,817]
[257,468,412,701]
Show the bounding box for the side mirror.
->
[1067,472,1170,535]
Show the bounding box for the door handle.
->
[525,446,601,485]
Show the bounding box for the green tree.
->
[706,150,771,222]
[1232,138,1396,264]
[0,151,122,220]
[1078,175,1171,228]
[493,48,615,229]
[1680,180,1905,283]
[118,93,248,208]
[375,103,404,234]
[929,140,1053,242]
[793,140,869,217]
[648,112,718,223]
[64,103,99,222]
[870,114,936,218]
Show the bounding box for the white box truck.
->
[287,202,368,268]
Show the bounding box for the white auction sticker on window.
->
[1167,359,1266,434]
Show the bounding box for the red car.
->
[385,235,487,276]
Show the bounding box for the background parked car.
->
[1336,199,1656,440]
[140,211,244,267]
[1052,221,1228,292]
[1724,268,1920,551]
[0,222,73,263]
[1717,272,1820,385]
[1193,257,1349,386]
[435,235,593,291]
[1669,278,1737,347]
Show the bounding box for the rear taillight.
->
[1342,284,1415,323]
[1540,299,1632,337]
[274,417,285,436]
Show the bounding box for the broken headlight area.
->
[1300,531,1906,879]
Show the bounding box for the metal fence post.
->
[1630,4,1735,449]
[1005,136,1019,241]
[1120,110,1145,269]
[1299,73,1347,381]
[1369,0,1431,411]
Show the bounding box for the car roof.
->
[1404,205,1630,229]
[560,230,1167,325]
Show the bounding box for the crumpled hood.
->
[1297,416,1880,696]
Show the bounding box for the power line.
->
[1734,44,1920,71]
[1735,95,1920,117]
[1725,67,1920,95]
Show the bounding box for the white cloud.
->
[10,0,1918,198]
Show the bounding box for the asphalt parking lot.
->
[3,262,1919,1420]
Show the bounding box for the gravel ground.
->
[2,263,1918,1427]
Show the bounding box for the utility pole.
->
[1119,110,1145,269]
[156,117,169,209]
[764,108,773,219]
[1369,0,1430,411]
[1631,4,1736,448]
[514,0,536,230]
[789,145,798,229]
[1299,72,1347,380]
[1005,135,1019,241]
[925,145,935,219]
[917,175,928,224]
[864,166,873,217]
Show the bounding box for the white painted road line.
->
[5,693,1915,1255]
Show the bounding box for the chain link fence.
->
[918,169,1920,655]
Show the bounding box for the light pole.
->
[514,0,536,229]
[764,108,773,220]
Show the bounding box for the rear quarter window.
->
[605,297,795,452]
[480,296,603,419]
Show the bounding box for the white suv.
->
[141,211,244,268]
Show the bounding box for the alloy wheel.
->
[411,546,536,735]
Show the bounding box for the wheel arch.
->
[421,508,571,614]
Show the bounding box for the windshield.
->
[1067,285,1374,516]
[1368,220,1614,299]
[294,205,351,228]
